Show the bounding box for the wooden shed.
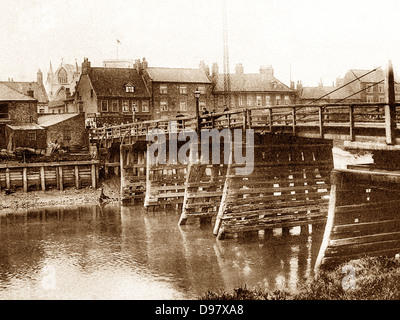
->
[5,123,46,152]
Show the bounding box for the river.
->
[0,203,326,300]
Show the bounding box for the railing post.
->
[242,108,247,130]
[268,108,272,132]
[385,60,396,145]
[349,105,355,141]
[319,106,324,138]
[292,107,296,135]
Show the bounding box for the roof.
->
[0,83,37,102]
[7,123,44,130]
[87,67,150,98]
[214,73,293,93]
[0,81,48,103]
[299,86,353,101]
[38,113,80,127]
[48,99,65,108]
[146,67,211,83]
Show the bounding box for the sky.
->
[1,0,400,87]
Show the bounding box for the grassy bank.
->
[201,256,400,300]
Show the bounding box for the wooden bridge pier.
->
[143,139,188,210]
[213,134,333,240]
[315,153,400,270]
[178,142,229,225]
[120,142,147,204]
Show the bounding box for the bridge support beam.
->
[120,142,147,204]
[213,134,333,240]
[315,168,400,271]
[144,140,187,210]
[178,144,228,225]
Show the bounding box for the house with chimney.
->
[297,68,400,104]
[75,58,152,127]
[0,70,49,114]
[211,63,295,111]
[142,59,213,118]
[0,83,46,152]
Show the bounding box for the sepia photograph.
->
[1,0,400,308]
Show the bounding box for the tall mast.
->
[222,0,231,108]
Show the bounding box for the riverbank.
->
[200,256,400,300]
[0,176,121,214]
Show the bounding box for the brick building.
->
[212,63,295,110]
[142,59,213,118]
[0,70,49,114]
[0,83,46,151]
[75,58,151,127]
[38,113,87,154]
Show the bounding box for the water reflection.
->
[0,204,324,299]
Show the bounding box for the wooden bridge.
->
[90,62,400,269]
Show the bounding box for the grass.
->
[200,256,400,300]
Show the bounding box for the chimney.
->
[135,59,141,74]
[37,69,43,84]
[290,81,295,90]
[260,65,274,77]
[296,80,303,91]
[318,78,323,87]
[235,63,244,74]
[211,63,219,79]
[141,57,148,70]
[82,58,91,75]
[199,61,210,76]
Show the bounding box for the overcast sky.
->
[1,0,400,86]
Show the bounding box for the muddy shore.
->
[0,177,121,214]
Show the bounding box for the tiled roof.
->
[214,73,293,92]
[87,68,150,98]
[0,81,48,103]
[0,83,37,102]
[38,113,80,127]
[299,86,353,101]
[146,67,211,83]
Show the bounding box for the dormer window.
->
[125,83,135,93]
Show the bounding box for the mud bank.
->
[0,177,121,214]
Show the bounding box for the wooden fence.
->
[0,160,100,192]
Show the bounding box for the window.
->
[378,96,385,103]
[198,86,206,95]
[125,83,135,93]
[132,101,139,112]
[179,86,187,94]
[160,85,168,94]
[39,108,45,114]
[122,100,129,112]
[112,100,119,112]
[90,89,94,98]
[239,95,244,107]
[179,101,187,112]
[378,84,384,94]
[0,103,9,118]
[256,95,262,107]
[101,100,108,112]
[265,95,271,106]
[58,68,68,84]
[366,95,374,103]
[284,95,290,105]
[366,84,374,93]
[142,100,149,112]
[160,101,168,111]
[218,95,224,106]
[276,95,281,105]
[247,95,253,107]
[27,132,36,141]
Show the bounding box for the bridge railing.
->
[89,102,400,141]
